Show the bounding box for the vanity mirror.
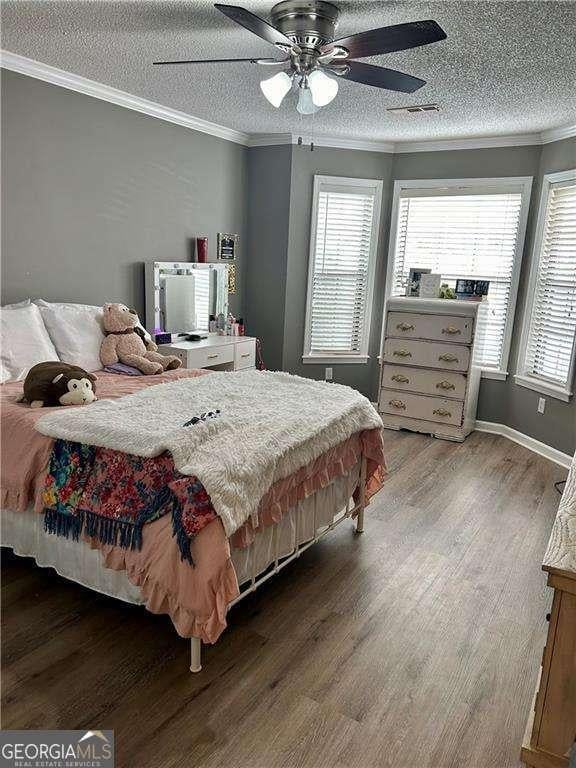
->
[144,261,229,334]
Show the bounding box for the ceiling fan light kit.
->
[153,1,447,115]
[260,67,338,110]
[260,71,293,107]
[307,69,339,106]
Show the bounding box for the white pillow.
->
[2,299,31,309]
[0,304,59,383]
[36,300,105,373]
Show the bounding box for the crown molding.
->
[247,133,293,147]
[249,129,574,154]
[2,50,574,154]
[540,123,576,144]
[291,133,396,153]
[392,133,543,153]
[248,132,396,152]
[0,50,250,146]
[248,132,395,152]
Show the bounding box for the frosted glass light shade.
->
[260,72,292,107]
[296,87,319,115]
[308,69,339,107]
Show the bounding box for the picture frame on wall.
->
[406,267,431,297]
[217,233,238,262]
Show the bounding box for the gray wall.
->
[244,145,292,371]
[1,70,247,319]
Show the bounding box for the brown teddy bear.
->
[100,303,181,375]
[22,362,97,408]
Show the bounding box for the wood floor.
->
[1,430,568,768]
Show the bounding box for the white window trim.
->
[514,168,576,402]
[382,176,533,379]
[303,174,383,364]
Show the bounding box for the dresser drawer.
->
[383,338,470,372]
[381,364,467,399]
[185,344,235,369]
[387,311,473,345]
[379,389,464,427]
[235,339,256,370]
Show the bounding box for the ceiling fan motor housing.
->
[271,1,339,51]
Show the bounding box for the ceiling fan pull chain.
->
[310,111,315,151]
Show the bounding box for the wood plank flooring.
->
[1,430,568,768]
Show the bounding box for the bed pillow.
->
[0,303,59,383]
[36,300,105,373]
[2,299,31,309]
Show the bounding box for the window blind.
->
[391,189,525,370]
[306,180,380,358]
[523,179,576,389]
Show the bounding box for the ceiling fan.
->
[153,1,447,114]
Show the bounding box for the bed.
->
[1,366,386,672]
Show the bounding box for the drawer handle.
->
[389,399,406,410]
[436,380,456,390]
[396,322,415,332]
[207,354,219,360]
[433,408,452,417]
[391,374,410,383]
[442,326,462,335]
[393,350,412,358]
[240,353,251,358]
[438,353,458,363]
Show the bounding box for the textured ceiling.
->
[2,0,576,142]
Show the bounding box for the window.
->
[516,169,576,401]
[303,175,383,363]
[386,177,533,378]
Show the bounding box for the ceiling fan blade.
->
[336,61,426,93]
[153,57,283,65]
[325,20,446,59]
[214,4,297,51]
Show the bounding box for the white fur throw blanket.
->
[37,370,382,536]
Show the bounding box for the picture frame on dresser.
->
[378,297,481,442]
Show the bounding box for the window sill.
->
[514,374,572,402]
[481,369,508,381]
[302,355,370,365]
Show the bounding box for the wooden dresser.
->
[379,297,481,442]
[522,454,576,768]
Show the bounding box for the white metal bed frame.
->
[188,455,367,672]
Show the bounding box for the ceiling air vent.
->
[387,103,440,114]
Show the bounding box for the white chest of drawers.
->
[158,335,257,372]
[379,297,481,442]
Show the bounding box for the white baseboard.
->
[475,420,573,469]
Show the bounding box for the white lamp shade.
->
[308,69,339,107]
[260,72,292,108]
[296,87,320,114]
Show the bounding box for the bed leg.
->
[355,455,367,535]
[190,637,202,673]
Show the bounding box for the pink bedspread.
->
[1,370,386,642]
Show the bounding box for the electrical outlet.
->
[325,367,333,381]
[538,397,546,414]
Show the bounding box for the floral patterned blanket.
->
[42,439,217,564]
